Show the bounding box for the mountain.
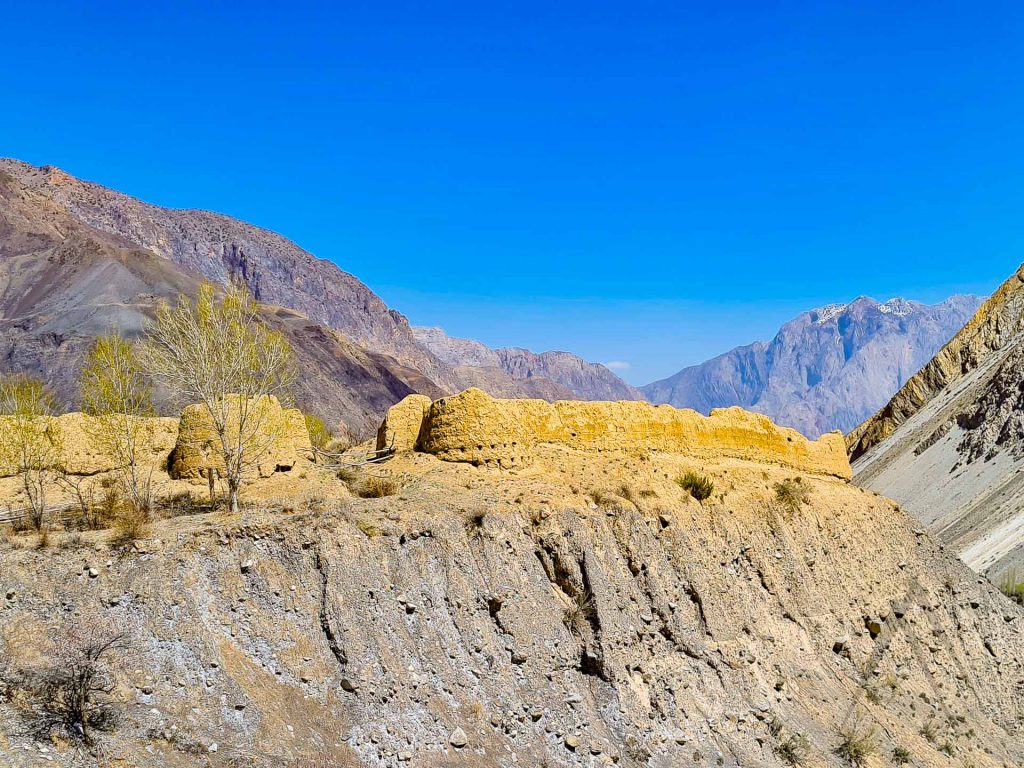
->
[0,164,442,439]
[643,295,983,437]
[414,326,644,401]
[0,159,640,434]
[850,264,1024,579]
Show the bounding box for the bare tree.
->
[143,282,295,513]
[0,374,62,529]
[80,335,155,515]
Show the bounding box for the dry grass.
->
[354,476,398,499]
[109,507,150,549]
[835,715,877,766]
[774,478,811,513]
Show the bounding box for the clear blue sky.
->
[4,2,1021,384]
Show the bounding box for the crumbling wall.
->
[0,413,179,478]
[169,396,312,480]
[375,394,431,452]
[385,387,852,478]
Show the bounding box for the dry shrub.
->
[774,478,811,513]
[3,616,129,749]
[836,713,877,766]
[157,490,211,518]
[354,476,398,499]
[109,507,149,549]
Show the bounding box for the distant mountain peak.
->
[879,297,915,316]
[644,294,983,437]
[811,303,849,323]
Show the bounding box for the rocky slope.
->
[0,165,441,439]
[643,296,982,438]
[413,326,643,402]
[1,403,1022,767]
[850,264,1024,579]
[0,158,638,415]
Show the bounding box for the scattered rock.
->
[449,727,468,748]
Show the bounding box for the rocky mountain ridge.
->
[850,263,1024,579]
[413,326,644,402]
[643,295,982,437]
[0,164,441,438]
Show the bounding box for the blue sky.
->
[3,2,1021,384]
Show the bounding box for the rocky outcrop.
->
[645,295,982,438]
[385,388,851,478]
[848,266,1024,460]
[169,396,312,480]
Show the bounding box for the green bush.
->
[891,746,912,765]
[676,471,714,502]
[304,413,333,451]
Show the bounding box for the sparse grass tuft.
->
[354,476,398,499]
[336,467,359,485]
[891,745,912,765]
[676,472,714,502]
[774,731,810,765]
[109,507,149,549]
[563,590,595,638]
[774,478,811,513]
[919,718,938,743]
[835,716,877,766]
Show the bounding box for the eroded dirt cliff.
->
[1,443,1021,767]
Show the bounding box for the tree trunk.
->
[228,477,240,514]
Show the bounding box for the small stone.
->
[832,635,850,653]
[564,734,580,750]
[340,678,358,692]
[88,567,100,578]
[449,727,468,748]
[208,743,218,753]
[240,559,255,573]
[398,751,412,761]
